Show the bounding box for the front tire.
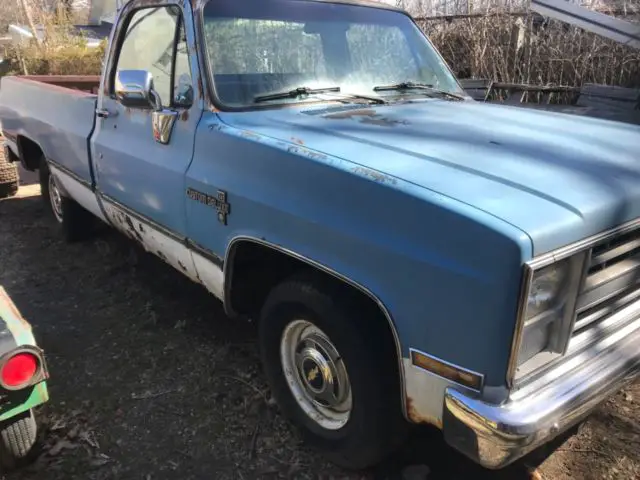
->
[39,158,94,242]
[259,274,406,469]
[0,410,37,471]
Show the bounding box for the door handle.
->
[152,109,178,145]
[96,108,116,118]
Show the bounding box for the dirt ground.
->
[1,178,639,480]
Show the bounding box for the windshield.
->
[201,0,464,108]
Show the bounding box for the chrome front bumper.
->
[442,311,640,469]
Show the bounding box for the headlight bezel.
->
[507,249,589,387]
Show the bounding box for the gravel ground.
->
[0,179,638,480]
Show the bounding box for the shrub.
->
[1,1,105,77]
[418,6,640,88]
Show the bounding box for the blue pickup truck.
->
[1,0,639,470]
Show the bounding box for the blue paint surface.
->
[0,77,98,180]
[183,98,640,384]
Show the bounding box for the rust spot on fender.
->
[180,110,189,121]
[352,166,397,185]
[124,215,143,242]
[240,130,263,141]
[406,397,443,429]
[197,78,204,100]
[361,116,408,127]
[287,145,327,161]
[291,137,304,145]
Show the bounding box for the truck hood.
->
[218,99,640,255]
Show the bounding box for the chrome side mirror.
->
[115,69,162,111]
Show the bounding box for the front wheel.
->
[259,275,406,469]
[0,410,37,471]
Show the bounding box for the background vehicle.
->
[0,287,49,470]
[0,140,18,199]
[0,0,639,470]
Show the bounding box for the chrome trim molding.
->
[187,239,224,268]
[47,158,92,189]
[529,217,640,270]
[444,309,640,469]
[409,348,484,392]
[98,192,184,243]
[507,217,640,387]
[223,236,408,417]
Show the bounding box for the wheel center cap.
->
[298,347,332,394]
[302,358,325,391]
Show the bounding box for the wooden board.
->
[577,83,640,111]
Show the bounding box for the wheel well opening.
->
[226,240,403,407]
[17,137,43,171]
[227,241,310,319]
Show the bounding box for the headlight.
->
[512,252,588,377]
[526,261,570,319]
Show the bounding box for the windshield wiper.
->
[254,86,340,103]
[372,82,465,100]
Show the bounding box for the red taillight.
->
[1,353,38,388]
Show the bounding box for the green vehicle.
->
[0,287,49,470]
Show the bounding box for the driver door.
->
[91,4,200,236]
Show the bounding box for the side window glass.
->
[173,18,194,107]
[115,6,180,108]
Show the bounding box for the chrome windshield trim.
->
[507,216,640,387]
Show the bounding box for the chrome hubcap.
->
[48,174,63,223]
[281,319,351,430]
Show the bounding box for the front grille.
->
[573,227,640,337]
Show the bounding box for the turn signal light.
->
[411,350,483,391]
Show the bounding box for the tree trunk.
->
[18,0,42,47]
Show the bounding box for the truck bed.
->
[0,75,99,182]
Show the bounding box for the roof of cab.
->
[197,0,408,14]
[300,0,405,12]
